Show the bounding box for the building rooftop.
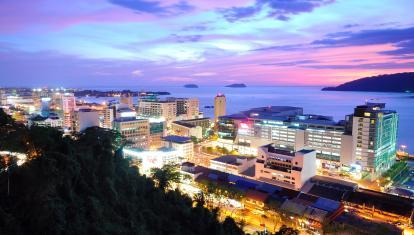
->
[172,121,196,128]
[182,117,210,121]
[181,161,195,167]
[262,144,295,156]
[140,100,176,103]
[78,108,97,112]
[114,117,147,122]
[347,189,414,217]
[297,149,315,154]
[162,135,192,143]
[242,106,303,116]
[117,107,135,112]
[211,155,254,166]
[310,175,358,190]
[219,113,248,120]
[30,115,47,121]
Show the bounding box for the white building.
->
[73,108,100,132]
[138,100,177,126]
[102,105,114,129]
[214,93,226,123]
[29,114,63,128]
[162,135,194,162]
[210,155,256,175]
[256,144,316,190]
[61,93,76,129]
[113,117,150,149]
[167,97,200,120]
[123,147,181,175]
[171,121,203,139]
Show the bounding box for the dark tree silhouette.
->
[0,109,243,235]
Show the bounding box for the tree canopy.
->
[0,109,243,235]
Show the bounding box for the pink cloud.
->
[0,0,155,33]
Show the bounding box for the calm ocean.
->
[81,86,414,153]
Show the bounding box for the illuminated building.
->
[214,93,226,123]
[73,108,100,132]
[51,92,63,111]
[162,135,194,161]
[123,147,181,174]
[216,106,356,171]
[120,93,134,109]
[113,117,149,149]
[61,93,76,129]
[167,97,200,119]
[29,113,63,128]
[210,155,255,175]
[171,117,211,139]
[148,117,166,149]
[171,121,203,139]
[255,144,316,190]
[178,117,211,132]
[0,89,6,106]
[115,107,136,119]
[40,97,51,117]
[138,100,177,125]
[350,103,398,176]
[102,105,115,129]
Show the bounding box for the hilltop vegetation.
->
[322,72,414,92]
[0,109,242,235]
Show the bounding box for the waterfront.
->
[81,86,414,152]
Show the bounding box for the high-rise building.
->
[0,88,5,106]
[167,97,200,119]
[40,97,51,117]
[138,100,177,125]
[149,117,166,149]
[102,105,115,129]
[61,93,76,129]
[113,117,150,149]
[214,93,226,123]
[120,93,134,109]
[351,103,398,176]
[73,108,100,132]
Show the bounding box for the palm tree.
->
[150,163,181,191]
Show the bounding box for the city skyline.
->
[1,0,414,87]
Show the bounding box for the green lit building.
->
[351,103,398,176]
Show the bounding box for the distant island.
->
[184,84,199,88]
[322,72,414,92]
[74,89,170,97]
[225,83,247,88]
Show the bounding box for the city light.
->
[1,1,413,232]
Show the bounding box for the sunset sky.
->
[1,0,413,87]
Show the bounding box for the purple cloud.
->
[313,26,414,58]
[304,62,414,70]
[381,39,414,58]
[171,34,203,43]
[108,0,194,16]
[261,59,318,66]
[220,0,335,22]
[312,27,414,47]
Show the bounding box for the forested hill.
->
[0,109,243,235]
[322,72,414,92]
